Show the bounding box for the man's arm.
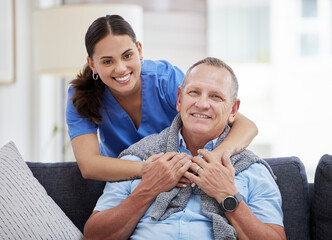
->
[84,182,157,240]
[184,150,286,240]
[225,202,286,240]
[84,152,192,240]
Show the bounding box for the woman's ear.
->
[228,99,240,124]
[87,56,96,73]
[136,41,144,61]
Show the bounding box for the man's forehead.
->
[185,65,232,87]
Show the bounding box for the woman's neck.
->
[113,87,142,130]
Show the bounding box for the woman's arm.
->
[212,112,258,159]
[84,152,192,240]
[71,133,143,181]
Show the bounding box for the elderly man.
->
[84,57,286,240]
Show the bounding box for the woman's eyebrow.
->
[122,48,133,55]
[99,49,133,60]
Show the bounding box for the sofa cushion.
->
[0,141,83,240]
[312,154,332,240]
[265,157,310,240]
[27,161,105,233]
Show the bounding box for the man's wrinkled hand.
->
[184,150,237,203]
[141,152,192,197]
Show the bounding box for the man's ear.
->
[176,86,183,112]
[228,99,240,124]
[87,56,96,73]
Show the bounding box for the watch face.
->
[223,196,237,211]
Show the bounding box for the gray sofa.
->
[1,141,331,239]
[26,155,332,240]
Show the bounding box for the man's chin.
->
[186,126,209,136]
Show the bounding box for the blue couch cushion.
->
[312,154,332,240]
[265,157,310,240]
[27,162,105,233]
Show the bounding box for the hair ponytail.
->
[70,64,105,124]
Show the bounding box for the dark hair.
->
[70,15,137,124]
[183,57,239,101]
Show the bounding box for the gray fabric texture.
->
[0,141,83,240]
[119,114,275,240]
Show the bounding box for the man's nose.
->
[195,95,210,109]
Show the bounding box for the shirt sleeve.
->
[93,155,143,212]
[166,64,184,109]
[235,163,284,227]
[65,85,98,140]
[157,60,184,110]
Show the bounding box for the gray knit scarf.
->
[119,114,276,240]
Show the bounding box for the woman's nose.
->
[114,61,126,74]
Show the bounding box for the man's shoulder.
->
[232,150,276,180]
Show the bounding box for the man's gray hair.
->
[183,57,239,101]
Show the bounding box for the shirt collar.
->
[177,128,218,156]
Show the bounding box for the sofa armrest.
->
[265,157,310,240]
[311,154,332,240]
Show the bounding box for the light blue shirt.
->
[94,133,284,240]
[66,60,184,158]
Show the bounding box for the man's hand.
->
[184,150,237,203]
[141,152,192,197]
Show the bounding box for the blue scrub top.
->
[66,60,184,157]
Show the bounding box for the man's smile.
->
[191,113,211,119]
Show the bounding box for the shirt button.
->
[181,220,186,224]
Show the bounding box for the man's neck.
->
[180,131,213,156]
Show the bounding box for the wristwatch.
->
[220,192,243,212]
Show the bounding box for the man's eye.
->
[213,95,222,100]
[189,91,198,95]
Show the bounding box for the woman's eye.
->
[124,54,132,59]
[103,60,112,64]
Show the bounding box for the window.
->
[302,0,318,17]
[208,1,270,63]
[300,33,319,56]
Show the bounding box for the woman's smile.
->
[113,73,132,84]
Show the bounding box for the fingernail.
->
[191,183,196,187]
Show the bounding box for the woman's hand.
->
[176,176,192,188]
[141,152,192,197]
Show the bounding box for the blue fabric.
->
[66,60,184,157]
[94,135,283,239]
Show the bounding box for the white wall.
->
[209,0,332,181]
[143,10,206,71]
[0,0,36,162]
